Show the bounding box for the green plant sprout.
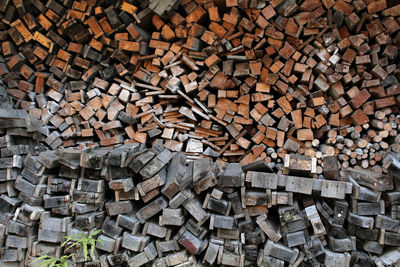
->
[62,229,103,261]
[31,254,73,267]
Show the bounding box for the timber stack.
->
[0,0,400,266]
[0,0,399,173]
[0,102,398,266]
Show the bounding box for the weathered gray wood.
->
[256,213,281,242]
[210,214,235,230]
[350,226,379,241]
[323,250,351,267]
[109,178,134,192]
[161,152,186,199]
[155,240,180,257]
[159,208,185,226]
[106,143,142,167]
[58,149,81,170]
[38,150,60,169]
[258,255,285,267]
[127,242,157,266]
[304,236,325,259]
[71,203,98,214]
[283,154,316,176]
[363,241,383,255]
[0,248,26,266]
[206,196,228,214]
[183,197,209,225]
[245,191,267,206]
[105,200,133,216]
[352,200,385,216]
[136,196,168,223]
[129,146,163,173]
[247,171,278,189]
[328,236,356,252]
[192,159,216,194]
[32,241,62,258]
[163,250,190,266]
[14,177,46,198]
[77,178,104,193]
[169,189,192,209]
[0,195,22,213]
[383,231,400,246]
[21,167,45,185]
[176,228,207,255]
[96,234,116,252]
[285,230,306,248]
[286,176,313,195]
[323,156,339,180]
[80,147,110,169]
[5,235,28,249]
[43,195,69,209]
[315,200,333,224]
[0,156,22,169]
[264,240,299,264]
[142,222,168,238]
[227,192,244,218]
[277,191,293,206]
[0,110,28,129]
[203,242,219,265]
[137,169,166,196]
[7,220,33,236]
[242,160,273,172]
[343,168,393,191]
[102,218,123,239]
[375,215,400,232]
[348,212,374,228]
[374,248,400,266]
[347,177,381,202]
[387,192,400,203]
[218,163,244,187]
[75,211,103,230]
[122,232,151,252]
[220,252,242,266]
[333,200,348,225]
[312,179,353,197]
[139,149,173,179]
[20,203,45,221]
[116,214,141,234]
[247,172,351,198]
[0,102,398,267]
[304,203,326,237]
[185,218,208,240]
[320,180,347,199]
[278,203,307,233]
[217,228,240,240]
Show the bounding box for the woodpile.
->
[0,104,399,266]
[0,0,399,174]
[0,0,400,265]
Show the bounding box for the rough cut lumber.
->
[0,0,399,266]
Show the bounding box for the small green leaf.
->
[90,242,95,257]
[83,243,88,261]
[91,229,102,237]
[30,253,74,267]
[63,229,102,262]
[32,255,51,262]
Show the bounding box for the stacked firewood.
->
[1,0,400,265]
[0,105,399,266]
[0,0,399,174]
